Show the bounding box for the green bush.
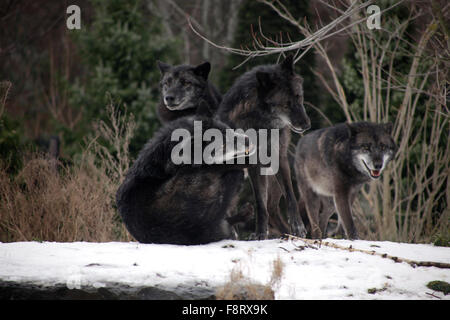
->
[426,281,450,295]
[68,0,180,157]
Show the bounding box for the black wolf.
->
[116,115,255,245]
[217,55,311,240]
[294,122,397,239]
[156,61,222,123]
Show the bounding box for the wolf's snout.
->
[164,95,175,106]
[373,162,383,170]
[295,119,311,133]
[302,119,311,131]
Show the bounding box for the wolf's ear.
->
[280,54,294,74]
[382,122,393,134]
[345,122,358,138]
[157,61,171,74]
[193,62,211,80]
[256,71,273,92]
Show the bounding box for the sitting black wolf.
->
[294,122,397,239]
[156,61,222,123]
[116,115,255,245]
[217,55,311,240]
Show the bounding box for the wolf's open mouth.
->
[362,160,381,179]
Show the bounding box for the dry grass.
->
[331,3,449,243]
[215,256,284,300]
[0,102,135,242]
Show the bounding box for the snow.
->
[0,238,449,299]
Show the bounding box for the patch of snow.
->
[0,239,449,299]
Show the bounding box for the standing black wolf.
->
[294,122,397,239]
[116,115,255,245]
[218,55,311,240]
[156,61,222,123]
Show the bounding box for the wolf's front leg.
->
[300,186,322,239]
[248,167,269,240]
[275,158,307,237]
[333,188,358,240]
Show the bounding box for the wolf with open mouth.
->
[294,121,397,240]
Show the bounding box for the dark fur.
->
[217,55,311,239]
[294,122,397,239]
[116,116,253,245]
[157,61,222,123]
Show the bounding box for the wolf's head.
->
[256,55,311,133]
[157,61,211,111]
[348,122,397,180]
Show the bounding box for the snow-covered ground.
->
[0,238,449,299]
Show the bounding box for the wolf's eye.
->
[361,144,371,152]
[180,79,191,87]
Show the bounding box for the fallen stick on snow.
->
[283,234,450,269]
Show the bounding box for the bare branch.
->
[188,0,377,61]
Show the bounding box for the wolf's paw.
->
[290,221,307,238]
[347,230,359,240]
[248,232,268,241]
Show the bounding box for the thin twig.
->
[188,0,375,62]
[425,292,442,299]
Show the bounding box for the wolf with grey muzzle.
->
[156,61,221,123]
[218,55,311,240]
[294,121,397,240]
